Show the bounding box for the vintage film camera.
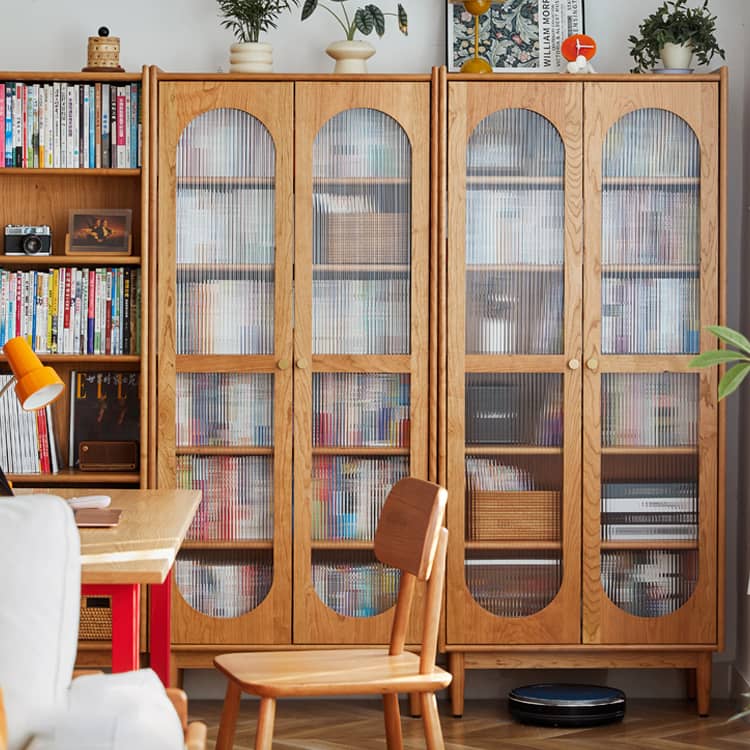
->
[4,224,52,256]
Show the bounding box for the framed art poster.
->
[448,0,584,73]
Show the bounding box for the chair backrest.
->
[373,477,448,668]
[0,495,80,750]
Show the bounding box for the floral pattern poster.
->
[448,0,584,72]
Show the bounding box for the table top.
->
[16,488,201,585]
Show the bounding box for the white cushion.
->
[0,495,80,750]
[27,669,184,750]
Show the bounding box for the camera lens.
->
[22,234,42,255]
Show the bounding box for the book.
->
[68,370,139,468]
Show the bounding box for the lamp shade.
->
[3,336,65,410]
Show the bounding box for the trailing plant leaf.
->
[301,0,318,20]
[629,0,725,73]
[355,7,374,35]
[690,325,750,400]
[301,0,407,40]
[397,3,407,34]
[718,362,750,399]
[368,5,386,36]
[706,324,750,355]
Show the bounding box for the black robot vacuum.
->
[508,683,626,727]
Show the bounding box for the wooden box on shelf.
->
[468,490,560,542]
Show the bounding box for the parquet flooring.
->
[188,698,750,749]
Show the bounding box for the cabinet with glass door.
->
[155,74,432,670]
[443,71,725,716]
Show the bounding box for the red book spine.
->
[105,269,112,354]
[117,91,126,146]
[36,409,50,473]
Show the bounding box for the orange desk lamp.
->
[1,336,64,410]
[0,337,64,492]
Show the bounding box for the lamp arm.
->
[0,376,15,400]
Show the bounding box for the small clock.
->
[561,34,597,74]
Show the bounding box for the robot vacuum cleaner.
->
[508,683,626,727]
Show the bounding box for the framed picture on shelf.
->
[66,209,132,255]
[447,0,584,73]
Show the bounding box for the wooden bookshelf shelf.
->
[181,540,274,550]
[464,541,562,551]
[0,255,142,267]
[175,446,273,456]
[600,540,699,551]
[311,541,375,551]
[465,446,562,455]
[0,168,141,177]
[30,355,141,365]
[600,446,698,455]
[8,469,141,485]
[312,446,409,456]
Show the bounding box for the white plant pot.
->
[229,42,273,73]
[325,40,375,74]
[660,42,694,70]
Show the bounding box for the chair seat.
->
[214,649,452,698]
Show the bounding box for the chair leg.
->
[255,697,277,750]
[382,692,403,749]
[420,693,445,750]
[215,680,242,750]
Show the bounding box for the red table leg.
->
[82,583,140,673]
[149,569,172,687]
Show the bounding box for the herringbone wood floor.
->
[189,698,750,749]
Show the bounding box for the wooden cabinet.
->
[155,74,432,668]
[442,70,726,715]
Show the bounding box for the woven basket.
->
[79,595,112,640]
[325,213,407,264]
[468,490,560,542]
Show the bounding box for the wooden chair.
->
[214,477,452,750]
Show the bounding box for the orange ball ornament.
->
[561,34,597,62]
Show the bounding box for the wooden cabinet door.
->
[293,81,431,645]
[581,81,720,645]
[445,81,583,645]
[157,82,294,646]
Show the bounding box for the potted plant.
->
[300,0,408,73]
[628,0,725,73]
[218,0,300,72]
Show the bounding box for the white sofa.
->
[0,494,202,750]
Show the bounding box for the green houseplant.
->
[301,1,408,73]
[690,326,750,722]
[301,0,408,41]
[628,0,725,73]
[218,0,300,43]
[218,0,300,72]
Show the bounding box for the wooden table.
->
[17,488,201,687]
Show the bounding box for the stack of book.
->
[600,481,698,542]
[0,373,58,473]
[0,80,141,169]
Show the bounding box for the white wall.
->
[1,0,747,700]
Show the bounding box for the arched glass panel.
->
[174,108,276,617]
[312,108,411,355]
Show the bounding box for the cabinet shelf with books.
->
[0,68,149,493]
[444,73,725,716]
